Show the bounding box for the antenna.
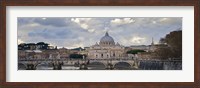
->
[151,37,154,45]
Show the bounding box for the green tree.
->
[69,54,87,59]
[126,49,146,54]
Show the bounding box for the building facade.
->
[88,32,125,59]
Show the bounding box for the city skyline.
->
[18,17,182,49]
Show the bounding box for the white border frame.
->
[6,6,194,82]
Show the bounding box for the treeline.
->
[155,30,182,60]
[69,54,87,59]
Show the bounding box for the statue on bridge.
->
[49,54,52,59]
[52,61,63,70]
[56,52,61,59]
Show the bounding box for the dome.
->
[99,32,115,46]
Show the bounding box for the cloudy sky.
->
[18,17,182,49]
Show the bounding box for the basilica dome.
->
[99,32,115,45]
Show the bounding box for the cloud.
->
[34,18,69,27]
[18,39,24,44]
[18,17,182,48]
[111,18,135,25]
[71,18,95,33]
[71,18,91,23]
[130,36,146,44]
[71,43,84,48]
[28,23,40,27]
[117,35,147,46]
[28,28,73,39]
[152,21,157,24]
[159,18,168,22]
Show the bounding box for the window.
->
[101,54,103,58]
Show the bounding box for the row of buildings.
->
[18,42,85,59]
[18,32,165,60]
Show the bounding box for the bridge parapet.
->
[18,57,182,70]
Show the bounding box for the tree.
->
[126,50,146,54]
[69,54,87,59]
[164,30,182,58]
[155,30,182,59]
[159,38,165,44]
[154,47,173,59]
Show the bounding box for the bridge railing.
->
[18,58,86,62]
[18,57,182,62]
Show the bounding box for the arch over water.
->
[18,63,26,70]
[114,62,132,70]
[88,62,106,70]
[36,62,52,70]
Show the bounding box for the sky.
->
[18,17,182,49]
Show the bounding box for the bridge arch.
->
[18,63,27,70]
[36,62,52,70]
[88,62,106,69]
[114,62,132,70]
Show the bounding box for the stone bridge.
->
[18,58,182,70]
[86,59,138,69]
[18,58,138,70]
